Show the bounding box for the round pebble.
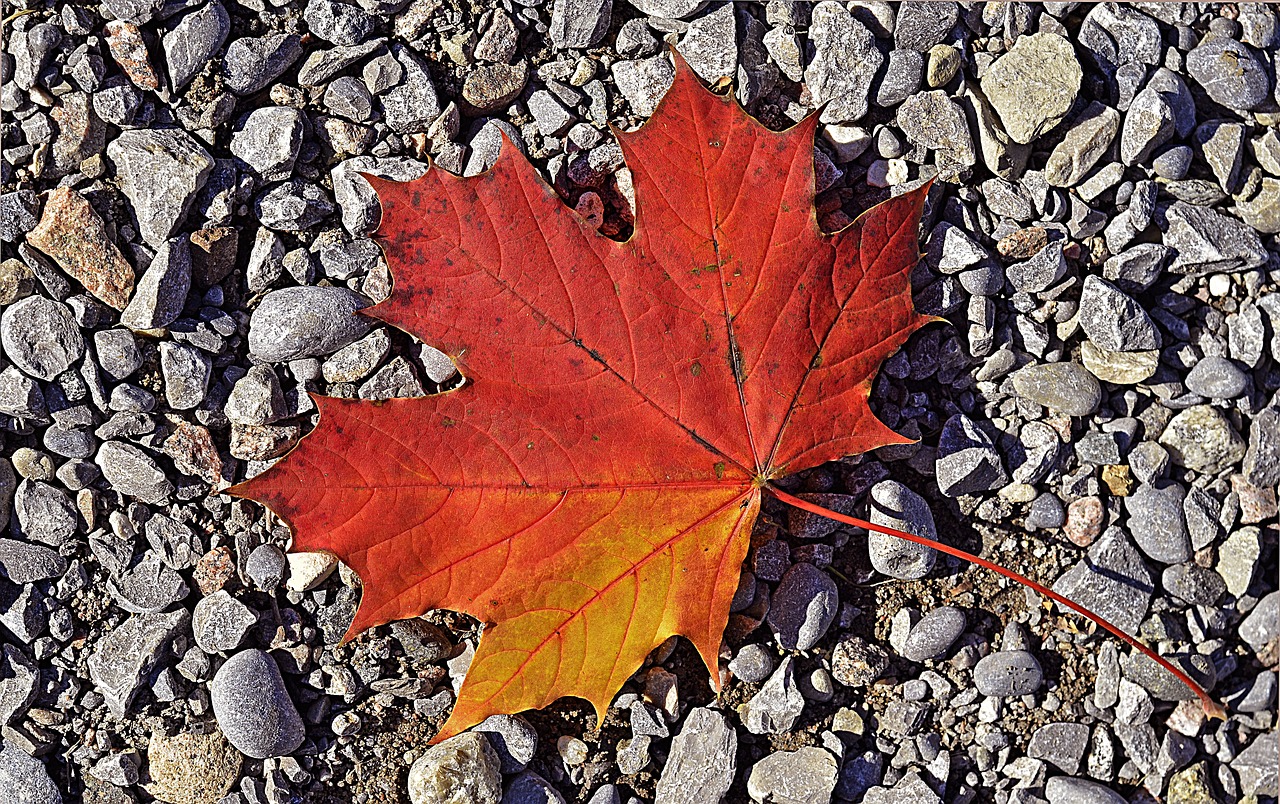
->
[973,650,1043,697]
[767,563,838,651]
[209,649,305,759]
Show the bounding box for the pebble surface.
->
[2,2,1277,802]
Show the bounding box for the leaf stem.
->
[767,485,1226,720]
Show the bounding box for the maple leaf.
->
[233,54,930,741]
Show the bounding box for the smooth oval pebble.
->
[767,562,838,651]
[1044,775,1126,804]
[210,649,305,759]
[868,480,938,581]
[973,649,1043,697]
[902,606,966,662]
[1184,355,1247,398]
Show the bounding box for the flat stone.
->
[210,649,305,759]
[1163,201,1267,275]
[935,414,1007,496]
[145,729,242,804]
[0,738,61,804]
[1045,102,1120,187]
[406,732,501,804]
[1011,362,1101,416]
[1044,776,1125,804]
[0,643,38,726]
[120,236,191,330]
[96,441,174,504]
[1080,341,1158,384]
[746,746,838,804]
[1232,730,1278,798]
[1052,526,1153,634]
[894,1,958,51]
[1028,722,1090,775]
[108,129,213,247]
[88,609,190,716]
[867,480,937,580]
[980,32,1081,144]
[1007,241,1066,293]
[655,707,736,804]
[1240,591,1280,653]
[973,649,1043,696]
[1161,563,1226,607]
[678,2,736,84]
[1121,650,1215,702]
[193,590,257,653]
[14,480,77,546]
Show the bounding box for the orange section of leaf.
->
[232,52,931,741]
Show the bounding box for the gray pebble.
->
[767,562,838,651]
[973,649,1043,697]
[107,128,214,247]
[1010,362,1101,417]
[1027,722,1090,775]
[1044,775,1125,804]
[210,649,305,759]
[120,236,191,330]
[1124,482,1191,565]
[163,1,230,91]
[1186,35,1270,110]
[935,414,1007,496]
[158,342,211,409]
[1184,356,1247,399]
[1,296,84,381]
[901,606,965,662]
[248,286,373,362]
[1078,275,1159,352]
[729,643,774,684]
[224,34,303,95]
[654,707,736,804]
[868,480,937,581]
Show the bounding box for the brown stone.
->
[1063,496,1104,548]
[996,226,1049,260]
[1101,464,1134,497]
[193,546,235,595]
[25,186,135,310]
[230,423,301,461]
[189,227,239,287]
[461,61,528,112]
[1232,473,1278,525]
[146,729,241,804]
[104,21,160,91]
[0,259,35,305]
[162,419,225,486]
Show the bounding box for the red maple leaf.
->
[232,55,1219,740]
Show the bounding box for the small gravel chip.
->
[210,649,305,759]
[96,441,174,504]
[474,714,537,774]
[231,107,304,182]
[973,649,1043,697]
[193,589,257,652]
[107,128,214,247]
[1044,775,1126,804]
[830,634,889,687]
[1027,722,1090,775]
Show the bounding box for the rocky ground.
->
[1,1,1279,803]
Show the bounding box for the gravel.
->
[2,2,1277,802]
